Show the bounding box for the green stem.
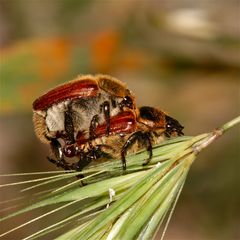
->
[221,115,240,133]
[193,115,240,154]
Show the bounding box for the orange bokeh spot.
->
[34,38,71,82]
[90,31,120,71]
[118,50,149,70]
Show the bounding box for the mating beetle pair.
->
[33,74,184,171]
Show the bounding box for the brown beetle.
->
[33,75,183,171]
[33,74,135,168]
[47,107,184,171]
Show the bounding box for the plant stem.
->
[193,115,240,154]
[221,115,240,133]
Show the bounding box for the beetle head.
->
[165,115,184,136]
[137,106,184,136]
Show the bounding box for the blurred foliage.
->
[0,31,152,112]
[0,0,239,113]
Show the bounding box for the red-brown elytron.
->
[33,75,183,171]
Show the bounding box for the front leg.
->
[121,131,153,170]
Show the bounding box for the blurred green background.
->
[0,0,239,239]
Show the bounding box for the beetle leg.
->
[47,157,71,170]
[75,145,104,171]
[73,151,95,186]
[64,105,75,144]
[48,139,71,170]
[142,132,153,166]
[101,101,110,135]
[75,151,92,171]
[89,114,99,140]
[121,131,142,170]
[121,131,153,170]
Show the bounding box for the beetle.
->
[33,75,184,171]
[47,106,184,171]
[33,74,135,167]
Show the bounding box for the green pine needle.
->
[0,116,239,240]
